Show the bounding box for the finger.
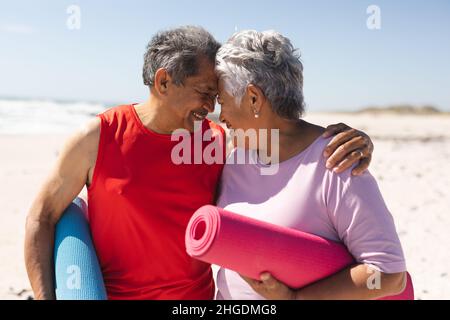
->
[322,123,350,138]
[333,149,366,173]
[240,274,261,287]
[331,142,369,172]
[351,155,372,176]
[260,273,278,289]
[323,129,360,158]
[240,274,253,283]
[247,279,264,292]
[325,134,365,168]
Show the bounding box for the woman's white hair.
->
[216,30,305,120]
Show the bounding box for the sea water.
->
[0,98,107,134]
[0,98,222,135]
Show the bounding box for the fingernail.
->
[260,273,270,281]
[326,162,332,169]
[323,151,329,157]
[333,167,340,173]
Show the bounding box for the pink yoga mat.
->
[185,205,414,300]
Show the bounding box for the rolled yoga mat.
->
[185,205,414,300]
[54,197,107,300]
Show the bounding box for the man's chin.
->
[184,118,205,133]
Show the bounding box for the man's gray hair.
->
[143,26,221,87]
[216,30,305,120]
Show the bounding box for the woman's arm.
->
[241,156,407,300]
[296,264,406,300]
[241,264,406,300]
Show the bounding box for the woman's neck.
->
[257,118,323,164]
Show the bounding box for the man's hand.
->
[322,123,374,176]
[240,273,296,300]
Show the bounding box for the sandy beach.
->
[1,112,449,300]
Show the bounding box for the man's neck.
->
[134,97,180,135]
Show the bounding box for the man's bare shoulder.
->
[78,117,102,171]
[80,116,101,137]
[64,116,100,150]
[58,117,101,169]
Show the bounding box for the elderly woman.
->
[214,30,407,300]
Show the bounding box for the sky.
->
[0,0,449,111]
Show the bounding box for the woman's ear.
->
[154,68,171,96]
[246,84,265,115]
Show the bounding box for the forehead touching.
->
[217,78,231,96]
[187,58,218,92]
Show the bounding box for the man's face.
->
[165,57,218,132]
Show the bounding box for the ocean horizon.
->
[1,96,447,135]
[0,97,227,135]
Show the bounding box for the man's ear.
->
[154,68,171,96]
[246,84,265,114]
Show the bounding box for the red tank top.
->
[87,104,225,299]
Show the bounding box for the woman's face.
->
[218,78,267,150]
[217,78,254,131]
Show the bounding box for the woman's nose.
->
[219,111,225,123]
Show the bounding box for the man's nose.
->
[204,98,216,113]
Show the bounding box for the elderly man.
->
[25,26,374,300]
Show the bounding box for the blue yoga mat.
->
[54,197,107,300]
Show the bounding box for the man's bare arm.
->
[24,117,100,299]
